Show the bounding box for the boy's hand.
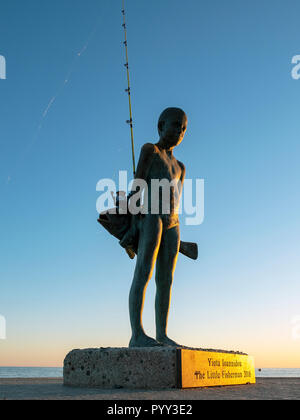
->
[127,190,136,202]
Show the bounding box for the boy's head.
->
[157,107,187,149]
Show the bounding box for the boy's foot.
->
[156,335,180,347]
[129,334,162,348]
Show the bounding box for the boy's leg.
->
[129,215,163,347]
[155,225,180,345]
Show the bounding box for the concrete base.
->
[63,347,255,389]
[64,347,178,389]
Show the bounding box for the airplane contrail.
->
[6,17,101,185]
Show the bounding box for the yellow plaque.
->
[178,349,255,388]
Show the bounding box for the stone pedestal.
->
[63,347,255,389]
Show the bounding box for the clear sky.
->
[0,0,300,368]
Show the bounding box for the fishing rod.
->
[121,0,136,177]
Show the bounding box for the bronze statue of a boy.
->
[128,107,187,347]
[98,107,197,347]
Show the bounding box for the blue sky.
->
[0,0,300,367]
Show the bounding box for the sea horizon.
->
[1,367,300,379]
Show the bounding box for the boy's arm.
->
[135,143,155,180]
[128,143,155,196]
[176,160,199,260]
[178,160,186,195]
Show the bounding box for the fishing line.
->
[122,0,136,177]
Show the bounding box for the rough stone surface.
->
[63,347,179,389]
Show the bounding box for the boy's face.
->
[158,112,187,149]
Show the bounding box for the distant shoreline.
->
[1,367,300,379]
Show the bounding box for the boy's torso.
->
[144,143,183,230]
[145,143,182,181]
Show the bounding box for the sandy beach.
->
[0,378,299,400]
